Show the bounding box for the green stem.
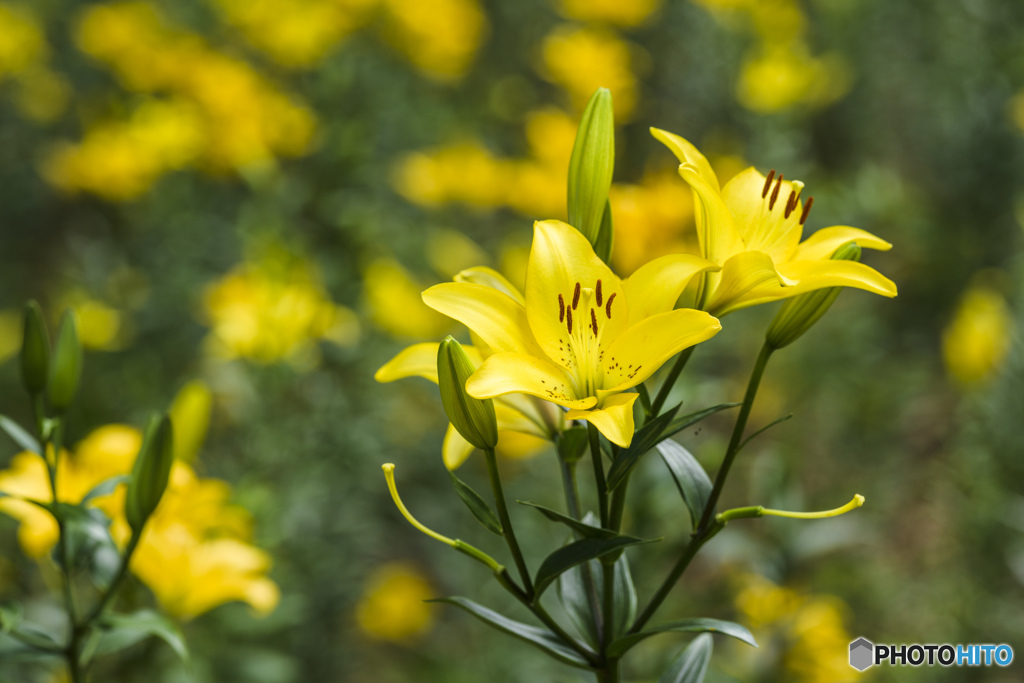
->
[636,384,652,419]
[483,448,534,598]
[588,425,609,528]
[80,534,140,628]
[559,452,604,649]
[601,561,615,650]
[648,347,695,421]
[608,476,628,533]
[695,344,773,535]
[596,660,620,683]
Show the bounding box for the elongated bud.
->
[47,310,82,411]
[437,337,498,450]
[567,88,615,260]
[20,301,50,395]
[765,242,861,350]
[126,414,175,534]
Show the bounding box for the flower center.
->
[555,279,618,397]
[747,169,815,252]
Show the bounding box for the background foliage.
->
[0,0,1022,681]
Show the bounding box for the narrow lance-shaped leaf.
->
[92,610,190,664]
[0,415,41,456]
[608,618,757,658]
[736,413,793,455]
[534,535,655,598]
[518,500,618,539]
[659,633,713,683]
[657,440,712,532]
[20,301,49,395]
[605,403,682,491]
[449,470,502,535]
[557,561,601,650]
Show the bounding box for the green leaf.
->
[0,606,62,655]
[53,503,118,582]
[0,604,22,634]
[0,415,41,456]
[605,403,683,491]
[518,501,618,539]
[81,475,129,504]
[608,618,756,658]
[610,554,637,640]
[449,470,502,535]
[93,610,189,664]
[594,199,614,264]
[534,535,655,598]
[47,310,83,411]
[657,440,712,531]
[736,414,794,454]
[432,596,593,669]
[660,403,741,444]
[557,426,589,464]
[556,560,600,649]
[658,633,713,683]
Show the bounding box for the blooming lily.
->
[422,220,722,447]
[652,128,897,316]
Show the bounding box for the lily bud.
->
[47,310,82,412]
[126,414,175,534]
[437,337,497,450]
[20,301,50,395]
[765,242,861,350]
[567,88,614,260]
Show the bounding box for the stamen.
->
[784,190,797,219]
[558,294,565,322]
[595,279,603,307]
[572,282,581,310]
[761,170,775,198]
[605,292,616,318]
[799,197,814,225]
[590,309,598,336]
[566,307,573,334]
[768,174,783,210]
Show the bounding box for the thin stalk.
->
[558,454,604,648]
[559,458,582,521]
[601,561,615,649]
[588,425,609,528]
[80,534,140,627]
[483,448,534,598]
[636,384,652,419]
[608,476,628,533]
[596,661,620,683]
[696,344,773,534]
[648,347,695,420]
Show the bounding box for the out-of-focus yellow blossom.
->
[0,412,279,620]
[169,380,213,463]
[381,0,487,82]
[52,292,131,351]
[213,0,378,69]
[737,44,850,114]
[363,258,451,340]
[356,562,435,642]
[942,279,1013,387]
[0,3,45,77]
[1010,92,1024,132]
[611,171,697,277]
[557,0,661,27]
[13,66,70,123]
[43,97,205,201]
[541,26,637,120]
[204,252,359,366]
[426,229,489,279]
[0,309,22,366]
[735,574,857,683]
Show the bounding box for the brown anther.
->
[768,174,784,210]
[572,282,581,309]
[595,279,603,307]
[761,170,776,198]
[799,196,814,225]
[784,190,797,219]
[566,307,573,334]
[558,294,565,322]
[590,309,598,335]
[605,292,616,318]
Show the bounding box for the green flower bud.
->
[47,310,82,412]
[20,301,50,395]
[765,242,862,350]
[126,414,175,534]
[568,88,614,259]
[437,337,498,450]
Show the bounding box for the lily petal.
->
[423,282,542,356]
[705,251,798,317]
[495,402,549,439]
[443,423,476,470]
[792,226,893,262]
[650,127,720,192]
[721,167,803,261]
[622,254,719,326]
[775,260,898,299]
[454,266,526,305]
[600,309,722,393]
[374,342,485,384]
[677,164,745,297]
[467,351,597,410]
[566,393,640,448]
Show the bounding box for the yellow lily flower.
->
[423,219,722,447]
[375,266,565,470]
[652,128,897,316]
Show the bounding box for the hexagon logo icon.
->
[850,638,874,671]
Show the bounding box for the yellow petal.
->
[600,309,722,393]
[374,342,484,384]
[495,401,548,438]
[466,352,596,410]
[525,220,629,372]
[622,254,719,326]
[566,393,639,448]
[776,260,898,299]
[792,226,893,262]
[677,164,746,301]
[721,167,803,261]
[705,251,797,317]
[443,423,476,469]
[423,283,542,356]
[650,127,720,192]
[454,266,526,305]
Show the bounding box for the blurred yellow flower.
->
[12,66,70,123]
[426,229,488,279]
[557,0,661,27]
[942,278,1013,387]
[204,252,359,367]
[356,562,435,642]
[363,258,451,340]
[610,170,697,277]
[0,3,46,77]
[381,0,488,81]
[541,26,637,120]
[737,43,850,114]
